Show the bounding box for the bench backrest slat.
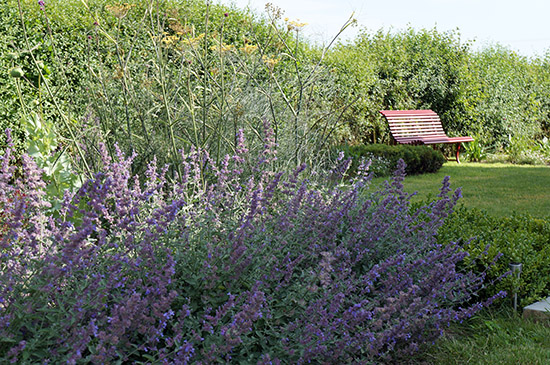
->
[380,110,448,140]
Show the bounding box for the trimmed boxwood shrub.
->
[436,206,550,308]
[341,143,446,177]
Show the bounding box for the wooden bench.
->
[379,109,474,163]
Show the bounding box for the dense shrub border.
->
[341,143,446,177]
[437,207,550,308]
[0,128,502,363]
[5,1,550,168]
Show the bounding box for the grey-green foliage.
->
[23,111,82,208]
[3,0,351,178]
[80,0,337,174]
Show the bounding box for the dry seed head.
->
[265,3,284,20]
[169,21,192,35]
[113,66,124,80]
[105,3,135,19]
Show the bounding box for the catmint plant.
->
[0,124,503,363]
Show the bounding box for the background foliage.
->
[327,28,550,152]
[2,0,550,173]
[2,0,353,178]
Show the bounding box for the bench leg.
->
[456,143,462,163]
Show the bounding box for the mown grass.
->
[386,161,550,363]
[421,308,550,364]
[375,162,550,218]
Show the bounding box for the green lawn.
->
[421,308,550,364]
[375,162,550,218]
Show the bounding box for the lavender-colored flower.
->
[0,128,503,364]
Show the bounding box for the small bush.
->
[462,137,488,162]
[341,143,446,177]
[505,136,550,165]
[437,206,550,307]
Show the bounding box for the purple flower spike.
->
[0,126,502,364]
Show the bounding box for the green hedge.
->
[341,143,446,177]
[326,28,550,149]
[437,207,550,308]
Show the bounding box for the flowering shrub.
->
[0,125,503,363]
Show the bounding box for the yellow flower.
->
[210,42,235,53]
[287,19,308,31]
[161,34,180,47]
[240,43,258,55]
[183,33,205,48]
[262,55,280,70]
[221,43,235,52]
